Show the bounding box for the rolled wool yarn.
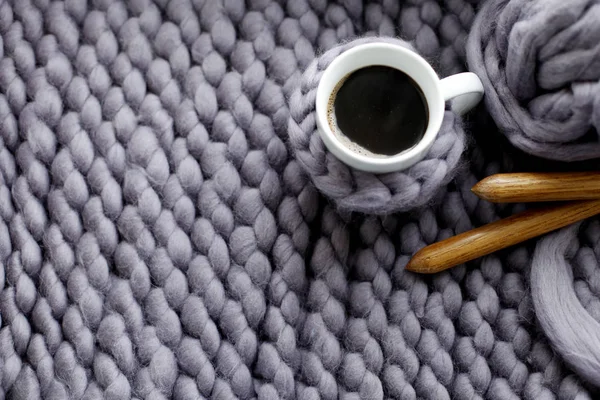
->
[288,36,466,215]
[466,0,600,162]
[531,222,600,386]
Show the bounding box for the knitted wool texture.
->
[0,0,599,399]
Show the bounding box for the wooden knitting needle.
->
[406,199,600,274]
[471,172,600,203]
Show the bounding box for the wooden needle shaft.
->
[406,199,600,274]
[471,172,600,203]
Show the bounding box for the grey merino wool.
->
[0,0,599,399]
[466,0,600,162]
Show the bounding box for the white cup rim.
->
[315,42,445,174]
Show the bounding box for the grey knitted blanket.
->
[1,0,599,399]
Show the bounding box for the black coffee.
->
[329,65,428,156]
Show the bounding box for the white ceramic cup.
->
[316,42,484,173]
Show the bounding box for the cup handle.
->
[439,72,484,115]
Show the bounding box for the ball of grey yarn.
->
[288,37,466,215]
[467,0,600,162]
[531,223,600,386]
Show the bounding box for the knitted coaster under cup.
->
[288,36,466,215]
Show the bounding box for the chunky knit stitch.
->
[0,0,598,399]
